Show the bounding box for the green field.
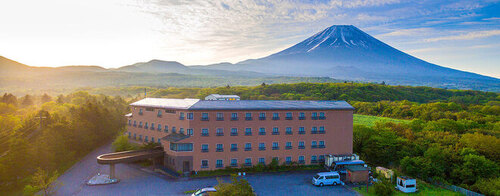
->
[354,180,460,196]
[353,114,410,127]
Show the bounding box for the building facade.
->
[126,98,354,173]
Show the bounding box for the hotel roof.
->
[130,98,354,110]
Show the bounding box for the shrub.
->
[112,134,136,152]
[373,179,394,196]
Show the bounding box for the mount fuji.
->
[203,25,499,88]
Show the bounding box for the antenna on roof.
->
[144,88,147,98]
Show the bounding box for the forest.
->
[0,92,128,194]
[0,82,498,195]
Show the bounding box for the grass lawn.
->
[353,180,460,196]
[354,114,410,127]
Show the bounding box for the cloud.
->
[424,30,500,42]
[379,28,433,37]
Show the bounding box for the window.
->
[299,156,305,164]
[259,112,266,120]
[258,158,265,165]
[311,141,318,148]
[286,112,293,120]
[319,141,325,148]
[245,113,252,120]
[139,135,142,141]
[231,113,238,120]
[128,120,131,126]
[201,128,209,136]
[299,141,305,149]
[299,112,305,120]
[319,112,325,119]
[216,160,223,168]
[187,129,193,136]
[201,160,208,168]
[164,125,168,133]
[272,113,279,120]
[157,110,162,117]
[231,159,238,167]
[172,126,176,133]
[319,126,325,134]
[311,127,318,134]
[216,113,224,121]
[144,122,148,129]
[139,108,143,115]
[245,158,252,166]
[151,137,155,143]
[187,112,193,120]
[145,107,154,111]
[230,128,238,136]
[231,143,238,151]
[298,127,305,134]
[286,156,292,164]
[285,127,292,135]
[158,138,161,143]
[216,144,223,152]
[259,128,266,135]
[311,155,317,163]
[134,133,136,139]
[179,112,185,120]
[312,112,318,120]
[145,136,148,142]
[216,128,224,136]
[151,123,155,130]
[245,128,252,136]
[158,124,162,131]
[128,132,131,138]
[286,142,292,149]
[319,155,325,162]
[272,127,279,135]
[170,143,193,151]
[259,143,266,151]
[245,143,252,151]
[133,121,137,127]
[201,113,209,121]
[201,144,209,152]
[272,142,279,150]
[139,121,143,128]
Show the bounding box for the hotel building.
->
[126,97,354,173]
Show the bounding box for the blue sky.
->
[0,0,499,78]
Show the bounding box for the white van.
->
[312,172,342,187]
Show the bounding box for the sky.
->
[0,0,499,78]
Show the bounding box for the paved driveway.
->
[55,144,357,196]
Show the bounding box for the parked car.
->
[191,187,216,196]
[312,171,342,187]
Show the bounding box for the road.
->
[55,143,357,196]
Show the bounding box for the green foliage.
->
[471,177,500,196]
[373,179,394,196]
[23,168,61,196]
[112,134,138,152]
[212,175,254,196]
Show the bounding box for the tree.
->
[373,179,394,196]
[23,168,61,196]
[1,93,18,106]
[212,175,254,196]
[41,94,52,103]
[112,135,136,152]
[454,154,499,185]
[21,95,34,106]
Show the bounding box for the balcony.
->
[201,133,209,137]
[216,148,224,152]
[216,164,224,168]
[311,116,318,120]
[201,165,208,168]
[285,131,292,135]
[245,132,252,136]
[230,132,238,136]
[230,163,238,167]
[201,117,209,121]
[319,130,325,134]
[298,146,305,149]
[298,131,305,135]
[216,133,224,136]
[259,147,266,151]
[244,147,252,151]
[272,117,280,120]
[179,117,184,120]
[157,114,162,118]
[138,125,143,128]
[311,145,318,149]
[311,131,318,134]
[216,117,224,121]
[259,117,266,120]
[285,146,292,150]
[133,124,137,127]
[272,147,279,150]
[259,132,266,135]
[272,132,280,135]
[319,116,326,120]
[298,116,305,120]
[231,117,238,121]
[311,160,318,164]
[231,148,238,152]
[318,145,325,148]
[245,117,252,121]
[298,160,305,164]
[244,163,252,167]
[285,117,293,120]
[201,149,209,153]
[139,112,143,116]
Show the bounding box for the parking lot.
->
[55,144,357,196]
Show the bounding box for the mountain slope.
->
[205,25,499,87]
